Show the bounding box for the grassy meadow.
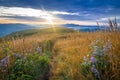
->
[0,27,120,80]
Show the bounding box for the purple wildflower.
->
[91,65,101,80]
[93,45,103,57]
[91,65,97,72]
[99,52,103,57]
[15,53,21,58]
[36,46,42,54]
[91,56,97,63]
[93,46,99,52]
[92,46,98,55]
[93,51,97,55]
[0,56,9,67]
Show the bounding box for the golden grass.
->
[51,31,120,80]
[0,30,120,80]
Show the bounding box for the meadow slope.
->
[0,27,120,80]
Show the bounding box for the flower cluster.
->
[81,40,112,80]
[91,64,100,80]
[0,56,9,67]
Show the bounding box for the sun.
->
[44,14,57,32]
[44,14,54,25]
[40,8,56,25]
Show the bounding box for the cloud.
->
[0,17,98,26]
[0,6,50,17]
[0,6,107,26]
[0,17,48,24]
[50,11,79,15]
[63,20,97,26]
[0,6,80,18]
[1,6,98,26]
[98,16,120,21]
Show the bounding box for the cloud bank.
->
[0,6,79,17]
[0,6,98,25]
[1,6,119,26]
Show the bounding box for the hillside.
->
[1,27,77,40]
[0,24,38,37]
[0,27,120,80]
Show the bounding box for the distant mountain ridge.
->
[63,24,98,27]
[63,24,104,32]
[0,23,106,37]
[0,24,39,37]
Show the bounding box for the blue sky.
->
[0,0,120,25]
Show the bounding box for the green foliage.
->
[42,40,54,52]
[1,42,13,57]
[0,53,50,80]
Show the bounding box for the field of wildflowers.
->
[0,27,120,80]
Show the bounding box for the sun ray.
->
[41,7,57,32]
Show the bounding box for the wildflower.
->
[15,53,21,58]
[99,52,103,57]
[82,56,91,65]
[0,56,9,67]
[23,54,27,61]
[102,46,109,53]
[94,46,99,52]
[36,46,42,54]
[87,54,89,57]
[84,56,88,62]
[91,56,97,63]
[91,65,101,80]
[93,51,97,55]
[91,65,97,72]
[93,45,103,57]
[102,40,112,54]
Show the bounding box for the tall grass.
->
[51,32,120,80]
[0,27,120,80]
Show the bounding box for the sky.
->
[0,0,120,26]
